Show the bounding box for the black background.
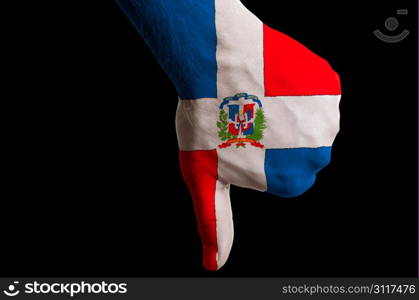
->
[3,0,417,277]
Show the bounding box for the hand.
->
[115,0,341,270]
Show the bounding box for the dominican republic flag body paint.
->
[115,0,341,271]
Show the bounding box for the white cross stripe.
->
[175,95,340,151]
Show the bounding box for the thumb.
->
[179,150,234,271]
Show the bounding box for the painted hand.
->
[115,0,341,270]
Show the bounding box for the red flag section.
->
[263,25,341,96]
[179,150,218,271]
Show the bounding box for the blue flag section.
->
[115,0,218,99]
[265,147,332,198]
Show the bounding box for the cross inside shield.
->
[227,103,255,136]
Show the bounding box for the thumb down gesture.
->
[115,0,341,270]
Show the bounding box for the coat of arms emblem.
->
[217,93,266,148]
